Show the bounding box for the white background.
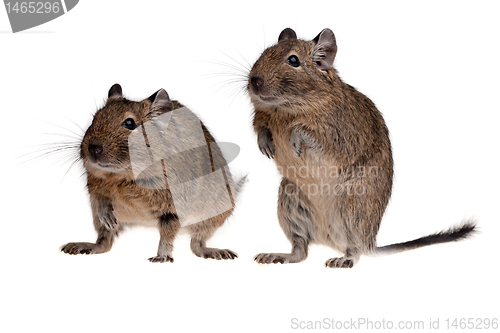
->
[1,1,499,332]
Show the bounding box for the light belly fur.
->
[112,199,159,228]
[273,133,348,252]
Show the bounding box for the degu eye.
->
[287,55,300,67]
[122,118,137,130]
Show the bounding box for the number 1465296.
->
[5,2,61,14]
[446,318,498,330]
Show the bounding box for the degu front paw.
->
[61,242,101,255]
[258,129,275,159]
[289,129,304,157]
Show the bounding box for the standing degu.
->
[247,27,476,268]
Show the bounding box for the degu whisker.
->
[39,119,85,140]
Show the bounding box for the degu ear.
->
[108,83,123,99]
[147,88,174,115]
[278,28,297,42]
[312,28,337,70]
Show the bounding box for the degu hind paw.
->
[148,255,174,263]
[254,252,290,264]
[200,248,238,260]
[325,257,355,268]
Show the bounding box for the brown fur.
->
[61,84,238,262]
[249,28,475,268]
